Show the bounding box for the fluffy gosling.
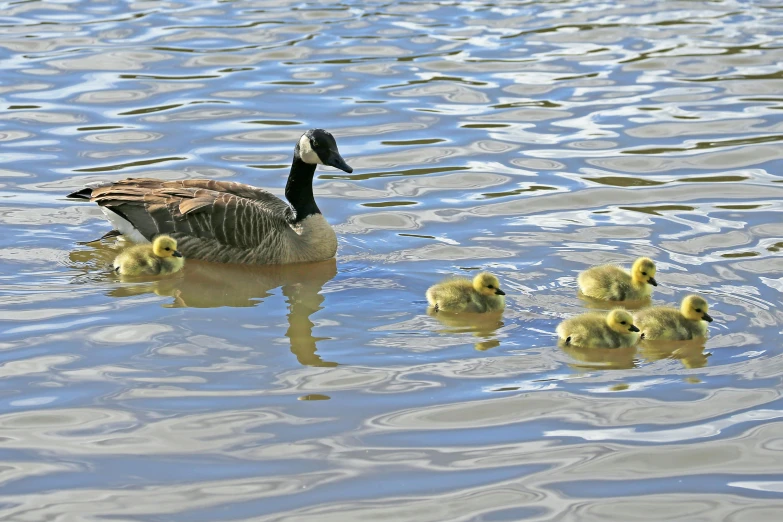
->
[113,235,184,277]
[577,257,658,301]
[426,272,506,313]
[556,309,641,349]
[634,294,713,341]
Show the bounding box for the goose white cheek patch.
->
[298,135,323,165]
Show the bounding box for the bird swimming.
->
[577,257,657,301]
[426,272,506,313]
[113,234,184,277]
[67,129,353,265]
[556,309,641,349]
[634,294,713,341]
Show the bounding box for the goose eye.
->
[695,308,702,313]
[641,271,647,276]
[487,285,494,289]
[165,247,171,251]
[620,321,627,325]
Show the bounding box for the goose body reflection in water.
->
[70,241,338,367]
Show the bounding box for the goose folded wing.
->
[89,179,293,249]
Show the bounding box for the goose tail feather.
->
[67,181,114,200]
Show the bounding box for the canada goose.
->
[67,129,353,265]
[426,272,506,313]
[556,309,641,349]
[577,257,657,301]
[634,294,713,341]
[113,234,184,277]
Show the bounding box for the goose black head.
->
[296,129,353,173]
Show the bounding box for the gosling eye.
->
[641,272,647,276]
[695,308,702,313]
[487,285,494,289]
[165,247,171,251]
[620,321,627,325]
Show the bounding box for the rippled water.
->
[2,0,783,520]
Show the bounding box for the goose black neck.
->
[285,156,320,223]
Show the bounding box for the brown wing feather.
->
[86,178,293,250]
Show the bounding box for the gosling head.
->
[472,272,506,297]
[606,309,640,334]
[681,294,713,322]
[631,257,657,286]
[296,129,353,173]
[152,235,183,259]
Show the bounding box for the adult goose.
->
[67,129,353,265]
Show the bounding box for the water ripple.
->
[1,0,782,519]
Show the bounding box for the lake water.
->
[1,0,783,520]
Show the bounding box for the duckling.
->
[577,257,658,301]
[634,294,713,341]
[556,309,641,349]
[113,235,184,277]
[426,272,506,313]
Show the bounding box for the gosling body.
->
[113,235,184,277]
[578,257,658,301]
[557,309,640,349]
[635,294,713,341]
[426,272,506,313]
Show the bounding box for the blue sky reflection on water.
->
[0,0,783,520]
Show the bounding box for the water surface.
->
[1,0,783,520]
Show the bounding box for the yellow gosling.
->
[113,235,184,277]
[556,309,641,349]
[634,294,713,341]
[577,257,657,301]
[426,272,506,313]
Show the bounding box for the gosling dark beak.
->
[648,277,658,286]
[495,289,506,295]
[173,250,183,258]
[629,324,640,332]
[702,313,713,322]
[325,150,353,173]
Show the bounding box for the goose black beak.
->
[702,312,713,322]
[495,289,506,295]
[173,250,183,258]
[648,277,658,286]
[629,324,640,332]
[325,151,353,173]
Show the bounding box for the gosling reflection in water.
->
[639,338,709,369]
[427,309,504,351]
[559,343,638,370]
[69,242,338,367]
[578,292,651,311]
